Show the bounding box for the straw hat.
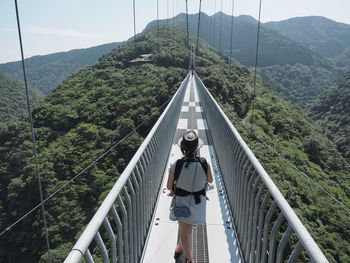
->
[177,130,204,154]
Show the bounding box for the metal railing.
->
[194,73,329,263]
[64,73,190,263]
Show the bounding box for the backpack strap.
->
[198,157,208,174]
[174,158,185,183]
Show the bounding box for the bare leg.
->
[175,222,183,252]
[179,221,194,262]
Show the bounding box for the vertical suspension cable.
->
[186,0,191,70]
[157,0,159,39]
[219,0,223,54]
[156,0,160,62]
[133,0,136,43]
[186,0,189,47]
[209,0,212,46]
[196,0,203,55]
[229,0,235,62]
[13,1,51,262]
[212,0,217,47]
[249,0,263,144]
[174,0,177,26]
[167,0,169,26]
[203,0,210,43]
[172,0,175,27]
[156,0,161,106]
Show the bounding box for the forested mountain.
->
[0,72,43,122]
[0,27,349,262]
[145,12,330,67]
[265,16,350,59]
[0,42,121,95]
[309,71,350,161]
[335,47,350,67]
[0,28,187,263]
[259,64,346,106]
[145,13,350,107]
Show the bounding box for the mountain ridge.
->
[0,42,122,95]
[265,16,350,59]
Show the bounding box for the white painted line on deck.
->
[181,106,189,112]
[196,106,203,112]
[184,81,191,102]
[177,118,188,129]
[197,119,208,130]
[194,81,200,102]
[189,102,196,107]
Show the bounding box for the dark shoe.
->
[174,250,183,259]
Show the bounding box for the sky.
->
[1,0,350,63]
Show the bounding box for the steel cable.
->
[196,0,203,55]
[13,0,51,261]
[133,0,136,43]
[186,0,190,47]
[229,0,235,62]
[249,130,350,214]
[249,0,263,145]
[219,0,223,54]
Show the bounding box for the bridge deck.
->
[141,76,242,263]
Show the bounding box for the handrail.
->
[194,72,328,263]
[64,73,191,263]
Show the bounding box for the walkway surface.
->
[141,76,242,263]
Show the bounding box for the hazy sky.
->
[1,0,350,63]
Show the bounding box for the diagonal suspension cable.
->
[13,0,51,262]
[249,0,263,144]
[229,0,235,62]
[0,95,173,238]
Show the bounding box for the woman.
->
[167,130,213,263]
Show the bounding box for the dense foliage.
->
[0,26,349,263]
[0,28,186,263]
[0,43,121,95]
[196,60,349,262]
[260,64,346,106]
[0,72,43,122]
[309,71,350,161]
[146,13,350,116]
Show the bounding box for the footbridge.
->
[64,72,328,263]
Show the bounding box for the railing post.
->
[194,72,328,263]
